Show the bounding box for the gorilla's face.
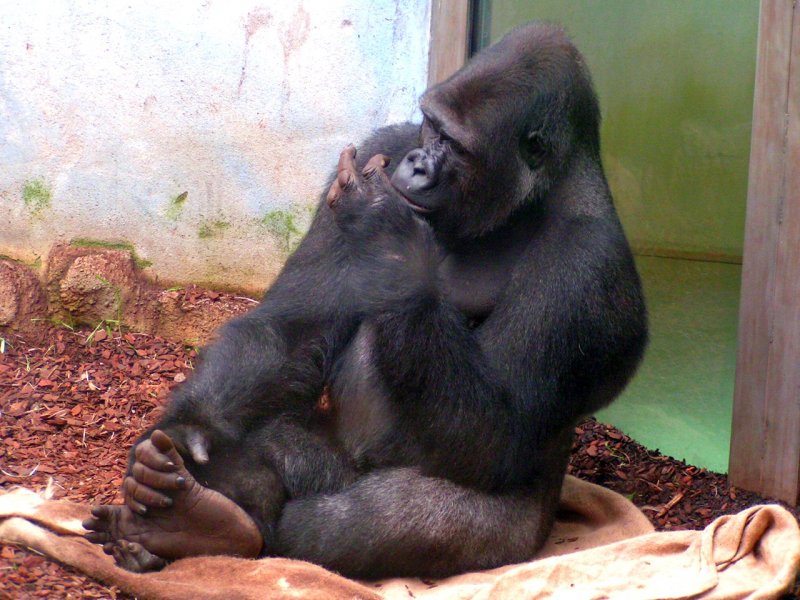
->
[388,117,453,215]
[390,23,600,244]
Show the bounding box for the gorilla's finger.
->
[135,436,179,472]
[123,475,173,510]
[373,158,399,194]
[337,145,359,189]
[363,154,390,179]
[111,543,135,570]
[89,505,114,520]
[82,515,107,532]
[337,144,357,173]
[132,461,187,491]
[337,167,354,189]
[326,186,341,208]
[85,530,112,544]
[150,429,190,469]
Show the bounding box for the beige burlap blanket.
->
[1,476,798,599]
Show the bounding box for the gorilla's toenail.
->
[176,476,186,487]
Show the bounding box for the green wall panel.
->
[597,256,741,473]
[489,1,758,259]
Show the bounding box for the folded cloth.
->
[1,475,797,599]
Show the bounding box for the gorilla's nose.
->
[406,149,429,176]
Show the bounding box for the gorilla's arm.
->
[370,204,647,490]
[147,216,354,456]
[148,124,423,459]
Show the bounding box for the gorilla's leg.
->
[85,421,360,572]
[275,464,567,579]
[83,430,263,570]
[243,414,360,499]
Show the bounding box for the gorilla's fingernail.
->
[176,476,186,487]
[165,461,175,469]
[162,497,173,507]
[138,506,147,515]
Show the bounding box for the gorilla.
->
[84,22,647,579]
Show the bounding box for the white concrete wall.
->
[0,0,431,292]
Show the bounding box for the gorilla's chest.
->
[439,231,529,320]
[439,256,506,320]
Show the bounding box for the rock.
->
[0,244,254,344]
[46,245,144,326]
[156,287,250,344]
[0,260,46,329]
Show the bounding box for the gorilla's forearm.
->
[370,299,518,489]
[162,313,323,438]
[148,226,363,458]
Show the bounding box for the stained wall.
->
[0,1,431,293]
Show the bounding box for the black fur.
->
[134,22,647,578]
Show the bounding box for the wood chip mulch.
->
[1,323,798,599]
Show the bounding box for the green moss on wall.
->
[198,220,231,239]
[165,191,189,221]
[70,238,153,269]
[22,179,52,215]
[258,209,303,252]
[0,254,42,270]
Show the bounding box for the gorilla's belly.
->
[330,323,400,466]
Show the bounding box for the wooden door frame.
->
[427,0,472,86]
[729,0,800,505]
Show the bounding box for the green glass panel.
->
[597,256,741,473]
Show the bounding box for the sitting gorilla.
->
[84,22,647,579]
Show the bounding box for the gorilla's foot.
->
[83,430,262,571]
[106,539,168,572]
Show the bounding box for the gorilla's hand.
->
[326,145,414,239]
[326,145,440,309]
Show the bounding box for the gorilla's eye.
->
[438,130,466,156]
[522,132,547,167]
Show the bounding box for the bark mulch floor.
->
[1,321,799,599]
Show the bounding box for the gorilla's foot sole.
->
[83,430,262,571]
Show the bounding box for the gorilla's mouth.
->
[392,186,434,214]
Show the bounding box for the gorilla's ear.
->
[521,131,547,169]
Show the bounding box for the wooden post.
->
[427,0,471,86]
[729,0,800,505]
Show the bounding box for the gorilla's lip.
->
[391,185,434,214]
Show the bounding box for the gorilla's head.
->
[390,22,601,242]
